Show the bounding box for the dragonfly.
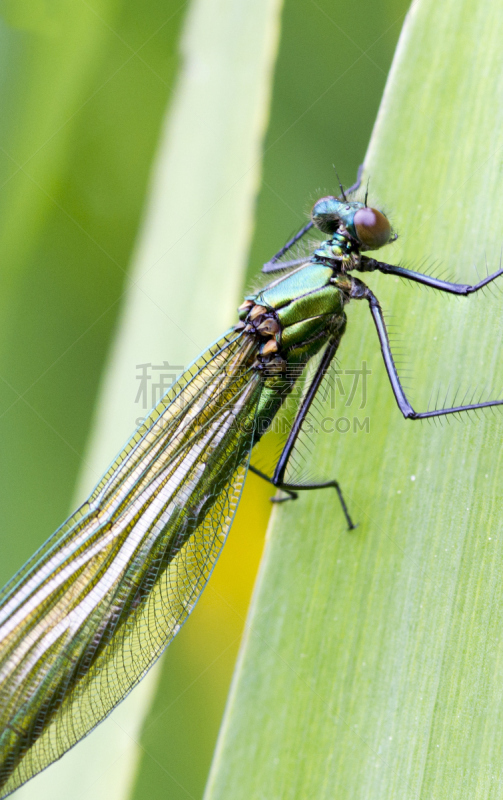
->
[1,169,503,798]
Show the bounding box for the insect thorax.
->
[237,260,348,376]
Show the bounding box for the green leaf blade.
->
[205,1,503,798]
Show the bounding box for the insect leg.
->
[262,257,312,275]
[345,162,364,196]
[362,284,503,419]
[273,339,339,483]
[360,257,503,295]
[248,465,297,501]
[249,465,356,530]
[262,222,314,273]
[262,164,364,274]
[249,339,357,530]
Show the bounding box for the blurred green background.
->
[0,1,409,798]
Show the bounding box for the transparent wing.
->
[0,331,261,798]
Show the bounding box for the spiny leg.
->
[359,257,503,295]
[273,339,339,482]
[249,465,356,531]
[262,256,312,275]
[343,163,364,196]
[262,164,364,274]
[249,339,357,530]
[248,465,297,501]
[358,282,503,419]
[262,222,314,273]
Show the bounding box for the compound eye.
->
[353,207,391,249]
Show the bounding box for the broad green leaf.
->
[205,1,503,798]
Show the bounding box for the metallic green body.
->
[248,256,350,442]
[258,264,345,354]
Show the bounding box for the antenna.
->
[333,168,347,201]
[364,177,370,207]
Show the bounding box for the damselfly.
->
[1,170,503,798]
